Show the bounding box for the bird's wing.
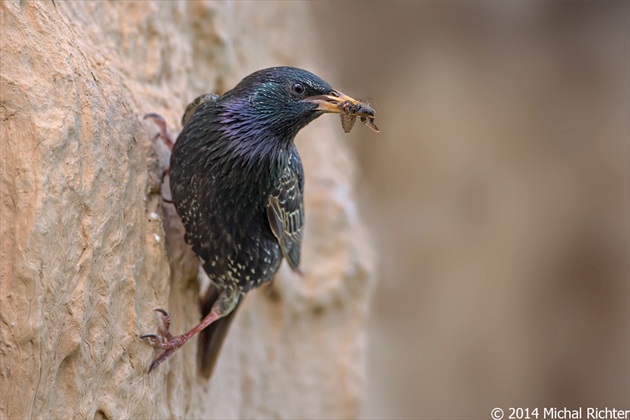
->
[181,93,220,127]
[266,150,304,272]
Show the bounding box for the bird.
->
[141,66,376,377]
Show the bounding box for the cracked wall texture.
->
[0,1,374,418]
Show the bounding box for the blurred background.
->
[307,2,629,418]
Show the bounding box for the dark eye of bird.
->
[291,83,305,96]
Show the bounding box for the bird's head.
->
[220,67,365,140]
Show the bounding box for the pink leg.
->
[144,113,174,150]
[141,287,240,372]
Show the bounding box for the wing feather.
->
[266,150,304,272]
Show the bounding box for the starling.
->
[141,66,376,376]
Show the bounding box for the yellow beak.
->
[305,90,365,115]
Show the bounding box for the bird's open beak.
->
[305,90,362,114]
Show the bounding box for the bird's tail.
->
[197,283,242,379]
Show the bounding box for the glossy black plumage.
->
[170,68,316,293]
[142,66,373,376]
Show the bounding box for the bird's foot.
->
[141,309,192,372]
[144,113,174,151]
[143,335,190,372]
[140,309,172,343]
[140,290,240,373]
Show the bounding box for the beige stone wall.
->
[0,2,374,418]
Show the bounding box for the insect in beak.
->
[306,91,379,133]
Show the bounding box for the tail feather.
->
[197,284,241,379]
